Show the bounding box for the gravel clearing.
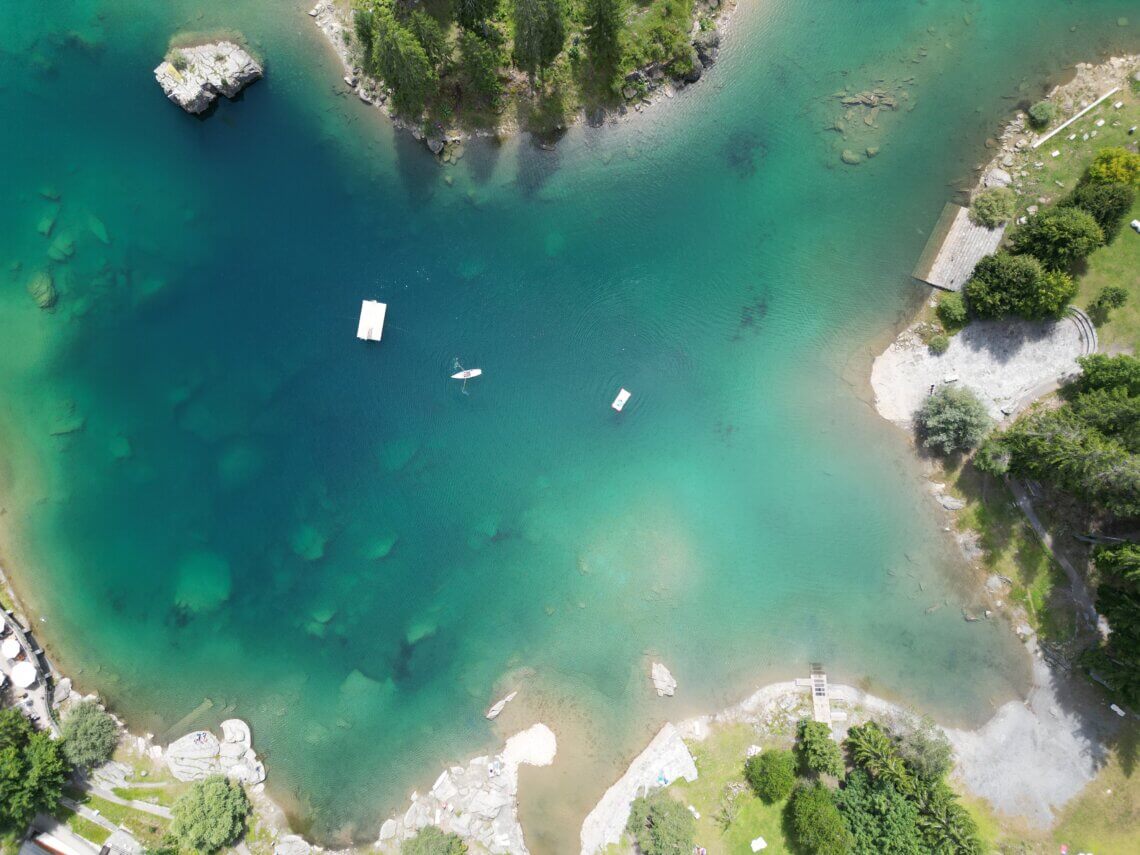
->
[871,313,1090,424]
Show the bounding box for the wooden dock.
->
[912,203,1005,292]
[810,663,831,724]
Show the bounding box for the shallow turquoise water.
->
[1,0,1137,847]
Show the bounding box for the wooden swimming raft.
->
[912,203,1005,292]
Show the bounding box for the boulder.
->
[694,30,720,68]
[984,167,1013,187]
[651,662,677,697]
[154,41,262,114]
[27,270,57,309]
[841,149,862,165]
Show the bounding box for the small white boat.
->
[612,388,632,412]
[451,368,483,380]
[485,690,517,720]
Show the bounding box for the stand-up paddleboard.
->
[451,361,482,394]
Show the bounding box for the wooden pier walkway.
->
[912,203,1005,292]
[810,663,832,724]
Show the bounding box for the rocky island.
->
[154,41,262,114]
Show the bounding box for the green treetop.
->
[168,775,250,853]
[0,709,70,835]
[61,701,119,770]
[512,0,566,80]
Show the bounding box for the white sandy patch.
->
[503,723,557,768]
[871,314,1088,424]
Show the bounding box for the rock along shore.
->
[154,41,262,114]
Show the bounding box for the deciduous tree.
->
[169,775,249,853]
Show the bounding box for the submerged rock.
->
[174,551,232,613]
[47,233,75,261]
[87,214,110,244]
[154,41,263,114]
[37,210,57,237]
[291,524,326,561]
[27,270,57,309]
[841,149,862,165]
[365,531,398,560]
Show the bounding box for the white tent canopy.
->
[11,661,37,688]
[1,637,20,660]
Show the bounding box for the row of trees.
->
[978,354,1140,518]
[1,701,120,839]
[741,717,978,854]
[962,147,1138,322]
[353,0,633,118]
[1088,542,1140,705]
[973,353,1140,707]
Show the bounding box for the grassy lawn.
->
[68,792,170,849]
[1008,78,1140,353]
[1076,190,1140,353]
[52,805,113,847]
[112,784,181,807]
[668,724,792,854]
[1051,721,1140,853]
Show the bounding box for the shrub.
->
[797,719,845,778]
[895,716,953,783]
[1010,206,1105,270]
[1061,181,1136,242]
[834,769,924,854]
[928,334,949,355]
[788,783,852,855]
[169,50,189,72]
[61,701,119,770]
[402,826,467,854]
[0,709,70,834]
[1086,146,1140,185]
[968,186,1017,228]
[744,749,796,803]
[973,435,1012,475]
[169,776,249,853]
[965,252,1074,319]
[626,790,694,855]
[936,291,968,331]
[916,386,992,455]
[1027,100,1056,129]
[1077,353,1140,396]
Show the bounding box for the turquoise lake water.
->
[2,0,1138,848]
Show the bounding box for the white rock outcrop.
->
[579,723,698,854]
[154,42,262,114]
[376,723,556,854]
[650,662,677,697]
[165,718,266,784]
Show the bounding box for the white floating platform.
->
[356,300,387,341]
[611,388,631,412]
